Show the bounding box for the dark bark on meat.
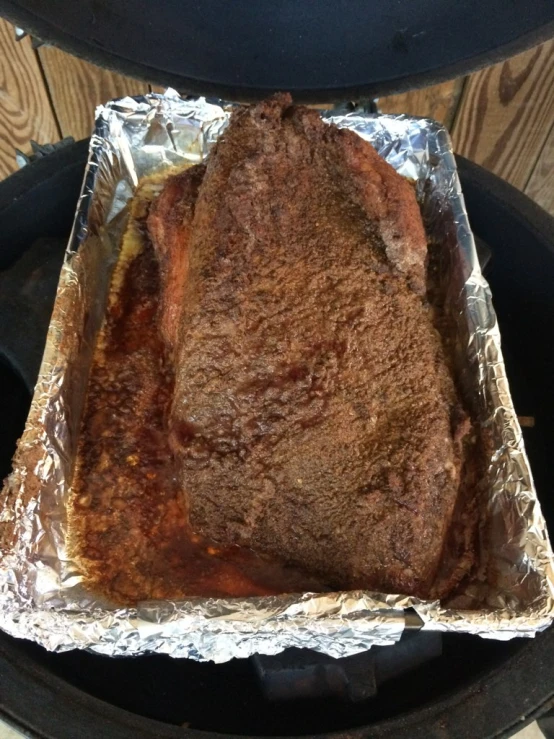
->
[147,94,472,598]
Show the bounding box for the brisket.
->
[147,94,470,597]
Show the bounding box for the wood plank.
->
[524,122,554,217]
[451,40,554,191]
[0,19,59,180]
[379,79,465,129]
[38,46,150,140]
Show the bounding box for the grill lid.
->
[0,0,553,101]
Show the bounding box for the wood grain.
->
[0,19,59,179]
[1,22,552,219]
[451,40,554,191]
[38,46,150,140]
[379,79,465,128]
[525,122,554,217]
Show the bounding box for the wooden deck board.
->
[0,19,59,179]
[37,46,150,140]
[379,78,465,129]
[451,40,554,193]
[525,121,554,215]
[0,18,552,217]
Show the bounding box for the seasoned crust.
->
[147,164,206,350]
[147,95,473,598]
[70,175,327,603]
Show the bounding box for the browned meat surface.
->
[147,164,206,349]
[147,94,472,598]
[71,181,326,604]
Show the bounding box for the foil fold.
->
[0,92,553,661]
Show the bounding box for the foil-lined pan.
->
[1,91,553,661]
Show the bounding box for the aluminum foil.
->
[1,91,553,661]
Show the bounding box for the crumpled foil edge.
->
[0,92,553,661]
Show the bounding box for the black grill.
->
[0,144,554,739]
